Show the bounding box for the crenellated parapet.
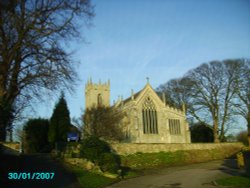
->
[85,78,110,91]
[165,104,185,115]
[85,78,110,109]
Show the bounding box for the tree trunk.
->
[247,115,250,146]
[248,136,250,147]
[220,126,225,142]
[0,100,14,141]
[213,118,220,143]
[0,125,6,141]
[0,108,7,141]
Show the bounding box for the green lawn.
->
[71,166,118,188]
[216,176,250,188]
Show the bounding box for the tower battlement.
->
[85,78,110,109]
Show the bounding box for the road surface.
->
[107,160,243,188]
[0,145,82,188]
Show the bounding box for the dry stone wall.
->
[0,142,20,151]
[110,142,243,155]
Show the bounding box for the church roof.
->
[122,89,142,104]
[121,82,163,105]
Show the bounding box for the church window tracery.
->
[142,97,158,134]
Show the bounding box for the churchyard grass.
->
[71,165,118,188]
[216,176,250,188]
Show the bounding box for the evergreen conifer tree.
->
[48,93,71,146]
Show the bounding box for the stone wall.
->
[111,142,244,155]
[0,142,20,151]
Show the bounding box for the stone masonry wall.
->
[0,142,20,151]
[111,142,243,155]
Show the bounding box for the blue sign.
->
[67,133,79,142]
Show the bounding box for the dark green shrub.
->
[55,141,67,152]
[80,136,111,164]
[99,153,121,173]
[80,136,121,173]
[190,122,214,143]
[71,152,80,158]
[23,118,51,153]
[237,131,248,146]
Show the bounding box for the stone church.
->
[85,79,191,143]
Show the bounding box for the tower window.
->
[142,97,158,134]
[97,94,102,107]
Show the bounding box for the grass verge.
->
[71,165,118,188]
[216,176,250,188]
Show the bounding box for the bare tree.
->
[157,78,186,109]
[158,59,243,143]
[83,106,125,142]
[0,0,94,141]
[234,59,250,145]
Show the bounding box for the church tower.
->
[85,78,110,109]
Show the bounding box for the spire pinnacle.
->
[182,102,186,114]
[131,89,134,100]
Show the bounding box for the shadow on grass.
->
[120,166,141,179]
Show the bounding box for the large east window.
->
[169,119,181,135]
[142,97,158,134]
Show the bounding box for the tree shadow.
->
[0,144,82,188]
[218,158,246,177]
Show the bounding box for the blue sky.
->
[37,0,250,130]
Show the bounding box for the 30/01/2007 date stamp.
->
[8,172,55,180]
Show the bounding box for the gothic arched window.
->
[142,97,158,134]
[169,119,181,135]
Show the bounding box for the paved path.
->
[0,145,82,188]
[107,160,243,188]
